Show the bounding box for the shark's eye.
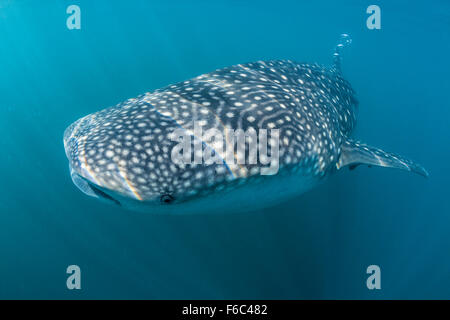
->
[160,194,174,204]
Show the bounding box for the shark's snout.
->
[62,115,152,206]
[64,122,97,200]
[64,136,78,160]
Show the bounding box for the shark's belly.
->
[120,169,323,214]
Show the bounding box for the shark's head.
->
[63,115,127,207]
[62,101,284,214]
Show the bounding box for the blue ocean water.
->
[0,0,449,299]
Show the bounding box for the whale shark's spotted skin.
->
[64,49,427,213]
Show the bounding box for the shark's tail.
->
[332,33,352,73]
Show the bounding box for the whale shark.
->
[63,35,428,214]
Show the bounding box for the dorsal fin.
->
[337,139,429,177]
[332,34,352,73]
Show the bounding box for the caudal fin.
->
[337,139,429,178]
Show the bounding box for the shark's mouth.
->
[70,166,121,206]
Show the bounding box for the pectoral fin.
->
[337,139,429,177]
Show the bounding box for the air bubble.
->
[333,33,352,72]
[339,33,352,47]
